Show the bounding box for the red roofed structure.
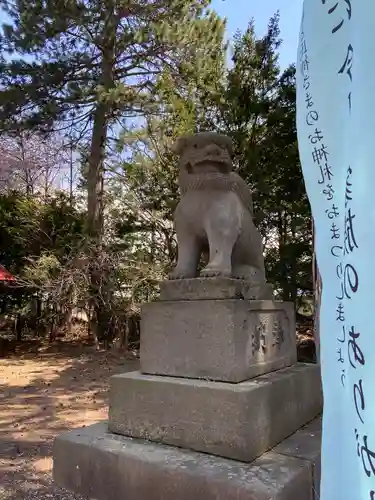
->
[0,265,15,282]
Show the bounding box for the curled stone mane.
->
[180,171,254,216]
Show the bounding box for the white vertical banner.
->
[297,1,375,499]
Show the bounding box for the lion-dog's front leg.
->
[200,192,241,278]
[169,205,201,280]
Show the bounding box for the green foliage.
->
[0,190,87,337]
[0,0,226,135]
[0,7,313,345]
[0,191,85,274]
[114,14,313,304]
[218,15,312,302]
[0,0,228,342]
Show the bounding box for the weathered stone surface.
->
[274,417,322,500]
[53,422,314,500]
[169,132,267,282]
[141,299,297,382]
[108,364,322,463]
[159,277,274,301]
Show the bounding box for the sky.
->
[212,0,303,68]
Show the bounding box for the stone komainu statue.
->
[169,131,266,283]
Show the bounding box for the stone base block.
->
[159,278,274,301]
[53,419,321,500]
[275,417,322,499]
[108,364,322,463]
[140,299,297,382]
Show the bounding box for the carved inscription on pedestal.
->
[251,317,267,356]
[272,316,285,350]
[249,311,288,360]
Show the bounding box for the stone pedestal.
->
[54,418,322,500]
[108,364,321,463]
[141,295,296,383]
[53,278,322,500]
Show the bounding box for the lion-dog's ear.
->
[172,135,188,155]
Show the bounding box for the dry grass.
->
[0,341,139,499]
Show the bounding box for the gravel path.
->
[0,343,139,500]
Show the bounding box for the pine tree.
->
[0,0,226,341]
[105,45,226,297]
[0,0,225,240]
[219,14,312,303]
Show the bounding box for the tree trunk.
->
[312,220,321,363]
[86,9,118,240]
[276,209,290,301]
[86,12,118,345]
[119,317,129,351]
[86,103,106,242]
[289,215,298,304]
[49,304,57,342]
[69,142,74,205]
[14,313,22,342]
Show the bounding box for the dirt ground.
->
[0,341,140,500]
